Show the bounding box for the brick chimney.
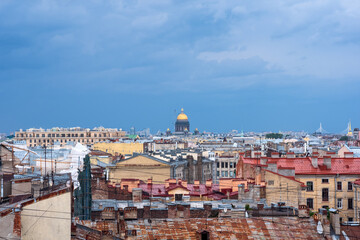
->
[287,152,295,158]
[311,156,318,168]
[323,156,331,169]
[238,184,245,202]
[204,203,212,217]
[255,166,262,185]
[132,188,142,203]
[205,179,212,188]
[142,206,150,219]
[194,180,200,187]
[168,204,176,218]
[344,152,354,158]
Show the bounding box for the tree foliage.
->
[265,133,283,139]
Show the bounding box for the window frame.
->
[337,181,342,191]
[306,181,313,192]
[337,198,343,209]
[306,198,314,209]
[348,198,353,209]
[322,188,329,202]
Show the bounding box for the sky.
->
[0,0,359,134]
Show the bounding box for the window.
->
[322,179,329,183]
[216,171,219,177]
[225,171,228,177]
[306,181,313,191]
[348,217,353,222]
[175,194,183,201]
[337,182,342,191]
[348,182,353,191]
[221,162,224,168]
[230,171,233,177]
[322,188,329,201]
[337,198,343,209]
[234,162,236,168]
[230,162,233,168]
[348,198,353,209]
[225,162,228,168]
[307,198,314,209]
[217,162,219,168]
[268,180,274,186]
[221,171,225,177]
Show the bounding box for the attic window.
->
[268,180,274,186]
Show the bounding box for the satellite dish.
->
[245,211,249,218]
[224,208,227,213]
[317,221,323,234]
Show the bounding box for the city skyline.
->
[1,1,359,133]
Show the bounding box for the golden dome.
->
[176,108,188,121]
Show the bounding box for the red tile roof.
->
[125,217,322,239]
[242,156,360,175]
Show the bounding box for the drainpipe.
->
[335,174,337,209]
[355,185,358,222]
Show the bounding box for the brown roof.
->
[125,217,322,239]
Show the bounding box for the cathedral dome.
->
[176,108,188,121]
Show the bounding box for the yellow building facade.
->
[297,174,359,222]
[264,170,306,208]
[93,142,144,156]
[108,154,171,183]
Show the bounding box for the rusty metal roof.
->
[125,217,322,239]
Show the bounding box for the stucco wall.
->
[265,171,304,207]
[93,142,144,156]
[21,191,71,240]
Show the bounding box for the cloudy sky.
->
[1,0,359,134]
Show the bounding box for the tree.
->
[339,136,349,141]
[74,154,92,220]
[265,133,283,139]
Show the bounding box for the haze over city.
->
[1,0,359,133]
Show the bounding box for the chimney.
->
[194,180,200,187]
[344,152,354,158]
[298,205,309,218]
[255,166,262,185]
[132,188,142,203]
[143,205,150,219]
[147,178,152,188]
[287,152,295,158]
[311,157,318,168]
[323,156,331,169]
[327,152,336,158]
[330,210,341,235]
[168,204,176,218]
[238,184,245,202]
[205,179,212,188]
[203,203,212,218]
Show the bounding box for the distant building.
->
[14,127,126,147]
[175,108,190,134]
[93,141,147,157]
[171,153,214,184]
[108,154,171,183]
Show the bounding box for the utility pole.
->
[44,145,47,180]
